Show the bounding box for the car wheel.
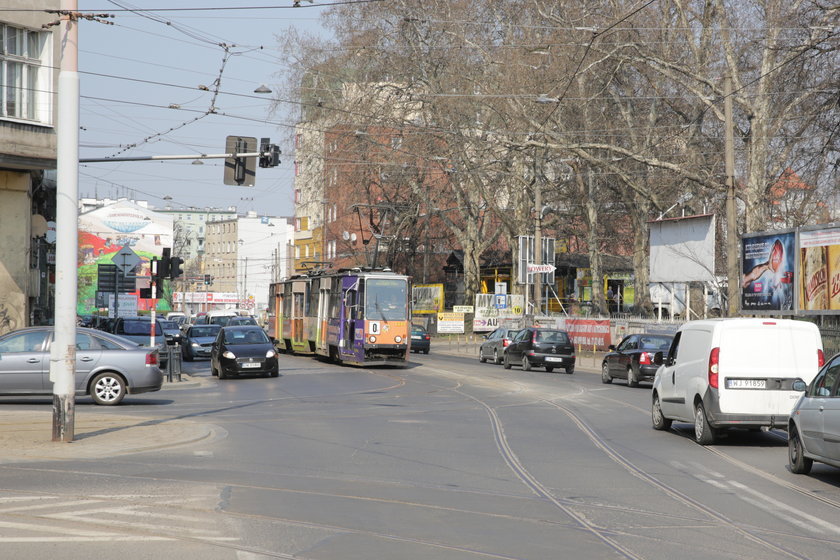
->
[565,366,574,374]
[522,355,532,371]
[183,349,193,362]
[218,366,227,380]
[90,372,126,406]
[493,349,501,365]
[627,365,638,388]
[788,426,813,474]
[694,402,717,445]
[423,349,429,354]
[545,366,554,373]
[601,363,612,384]
[211,361,218,377]
[479,348,487,363]
[503,352,512,370]
[651,393,672,431]
[270,369,279,378]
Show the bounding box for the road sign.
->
[97,264,134,293]
[224,136,257,186]
[112,245,141,275]
[527,263,556,274]
[495,294,507,309]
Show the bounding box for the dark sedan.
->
[479,327,520,365]
[182,324,221,361]
[0,327,163,405]
[410,324,430,354]
[503,327,575,374]
[601,333,674,387]
[210,326,279,379]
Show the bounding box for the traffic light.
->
[259,137,281,168]
[169,256,184,279]
[153,249,171,285]
[204,274,212,285]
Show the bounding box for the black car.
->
[182,324,221,361]
[410,324,430,354]
[601,333,674,387]
[503,327,575,374]
[211,326,279,378]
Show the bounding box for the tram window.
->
[365,279,407,321]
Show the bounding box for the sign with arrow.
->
[527,263,556,274]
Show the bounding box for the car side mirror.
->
[653,351,664,366]
[608,344,616,351]
[272,338,279,345]
[792,378,807,392]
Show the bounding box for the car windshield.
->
[224,328,270,345]
[122,320,161,336]
[639,336,673,350]
[535,330,569,343]
[191,326,220,338]
[159,321,178,330]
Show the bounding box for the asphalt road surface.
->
[0,348,838,559]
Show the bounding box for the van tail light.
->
[708,347,720,389]
[818,349,825,368]
[146,352,159,366]
[639,352,651,365]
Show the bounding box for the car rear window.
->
[535,330,569,343]
[639,336,673,350]
[122,320,162,336]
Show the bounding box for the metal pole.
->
[50,2,79,443]
[724,74,739,317]
[534,181,542,314]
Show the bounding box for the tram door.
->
[292,280,306,347]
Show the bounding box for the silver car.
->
[788,354,840,474]
[0,327,163,406]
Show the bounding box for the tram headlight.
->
[394,335,402,343]
[368,335,377,343]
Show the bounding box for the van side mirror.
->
[792,378,807,392]
[653,351,664,366]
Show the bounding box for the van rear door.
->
[717,321,821,416]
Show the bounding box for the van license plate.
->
[726,379,766,389]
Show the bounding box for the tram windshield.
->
[365,278,408,321]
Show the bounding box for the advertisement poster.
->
[564,319,612,350]
[412,284,444,314]
[437,312,465,334]
[741,231,795,312]
[798,227,840,312]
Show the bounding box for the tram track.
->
[413,361,840,559]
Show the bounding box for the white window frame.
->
[0,23,52,125]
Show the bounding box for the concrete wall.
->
[0,171,31,334]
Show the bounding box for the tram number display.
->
[369,321,381,335]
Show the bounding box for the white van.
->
[651,318,823,444]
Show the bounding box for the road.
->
[0,348,839,559]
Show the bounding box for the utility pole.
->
[725,74,739,317]
[534,180,542,315]
[50,2,79,443]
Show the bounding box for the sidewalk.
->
[0,374,218,464]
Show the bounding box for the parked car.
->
[601,333,674,387]
[182,324,221,361]
[788,354,840,474]
[651,318,823,445]
[210,326,279,379]
[110,316,169,367]
[410,324,430,354]
[158,319,184,346]
[503,327,576,374]
[0,326,163,405]
[227,316,258,327]
[479,327,520,364]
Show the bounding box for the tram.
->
[268,268,411,366]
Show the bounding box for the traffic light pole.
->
[80,151,266,163]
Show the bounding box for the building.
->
[202,212,294,313]
[0,4,60,332]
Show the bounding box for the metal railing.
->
[165,343,182,382]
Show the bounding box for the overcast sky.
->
[76,1,330,216]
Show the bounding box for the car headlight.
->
[265,350,276,358]
[222,350,236,359]
[191,342,201,348]
[394,335,402,343]
[369,335,377,343]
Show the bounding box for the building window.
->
[391,136,402,150]
[0,24,52,124]
[295,217,301,231]
[294,161,300,176]
[294,189,300,203]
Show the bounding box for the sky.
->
[76,1,332,217]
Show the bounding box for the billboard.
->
[741,230,795,312]
[798,226,840,312]
[412,284,444,314]
[649,214,716,283]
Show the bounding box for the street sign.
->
[453,305,474,313]
[224,136,257,186]
[97,264,134,293]
[112,245,141,275]
[527,263,556,274]
[495,294,507,309]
